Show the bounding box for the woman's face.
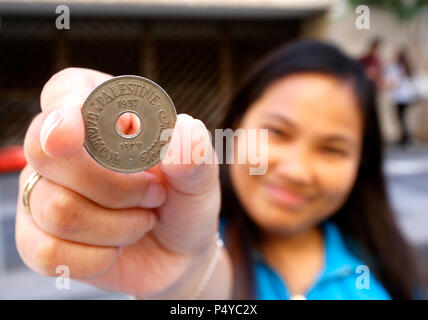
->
[229,72,363,236]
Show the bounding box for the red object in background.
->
[0,145,27,172]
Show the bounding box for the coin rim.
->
[82,75,177,174]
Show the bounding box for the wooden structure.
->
[0,0,331,146]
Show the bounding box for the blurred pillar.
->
[217,25,234,124]
[53,31,70,73]
[140,24,157,81]
[300,13,328,39]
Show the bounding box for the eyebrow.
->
[264,113,297,130]
[264,112,358,147]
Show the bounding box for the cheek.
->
[315,158,360,206]
[229,162,265,214]
[230,162,259,193]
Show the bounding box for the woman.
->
[386,48,418,147]
[219,40,423,299]
[16,40,423,300]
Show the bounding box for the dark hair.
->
[397,48,413,77]
[219,39,423,300]
[370,37,382,51]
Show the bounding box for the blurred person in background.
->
[360,38,384,88]
[386,48,419,147]
[16,40,425,300]
[220,40,423,299]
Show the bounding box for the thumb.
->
[160,114,219,195]
[155,114,220,254]
[40,95,85,158]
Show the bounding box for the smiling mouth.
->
[262,182,311,209]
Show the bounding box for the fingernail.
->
[40,108,64,155]
[139,181,166,208]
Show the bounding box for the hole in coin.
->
[115,111,142,138]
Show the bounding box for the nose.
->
[271,143,314,186]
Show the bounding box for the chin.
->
[249,200,310,236]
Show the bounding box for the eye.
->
[268,127,283,135]
[265,126,291,139]
[320,146,349,157]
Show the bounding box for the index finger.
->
[38,68,113,158]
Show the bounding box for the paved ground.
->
[0,145,427,299]
[384,146,428,246]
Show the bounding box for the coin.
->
[81,75,177,173]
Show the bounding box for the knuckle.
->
[54,67,79,77]
[45,67,80,87]
[41,67,88,107]
[58,67,81,75]
[41,68,72,97]
[34,238,61,276]
[46,190,77,235]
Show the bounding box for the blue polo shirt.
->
[219,219,391,300]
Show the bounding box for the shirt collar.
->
[318,221,361,282]
[250,221,361,282]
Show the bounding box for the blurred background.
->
[0,0,427,299]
